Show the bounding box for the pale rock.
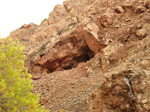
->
[22,24,28,28]
[136,29,147,39]
[63,1,72,12]
[135,5,146,13]
[84,23,99,41]
[48,4,68,24]
[122,1,132,9]
[114,6,125,13]
[137,24,143,29]
[84,23,105,54]
[100,8,115,27]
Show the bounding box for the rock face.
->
[10,0,150,111]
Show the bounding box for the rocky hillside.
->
[10,0,150,111]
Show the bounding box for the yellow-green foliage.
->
[0,37,48,112]
[41,18,47,23]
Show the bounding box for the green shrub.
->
[41,18,47,23]
[0,37,48,112]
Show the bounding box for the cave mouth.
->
[57,47,95,71]
[40,46,96,74]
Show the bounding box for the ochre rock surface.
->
[10,0,150,111]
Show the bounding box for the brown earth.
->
[10,0,150,111]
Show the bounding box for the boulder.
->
[84,23,105,54]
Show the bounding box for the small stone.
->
[136,24,143,29]
[22,24,28,28]
[142,99,147,103]
[32,73,41,80]
[28,22,35,28]
[114,6,125,13]
[127,26,136,35]
[100,8,115,27]
[63,1,72,12]
[77,62,85,68]
[136,29,147,39]
[135,6,146,13]
[40,98,48,105]
[122,2,132,9]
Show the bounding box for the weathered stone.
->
[84,23,99,42]
[113,6,125,13]
[22,24,28,28]
[137,24,143,29]
[48,4,68,24]
[40,98,49,105]
[31,25,92,73]
[32,73,41,80]
[135,5,146,13]
[101,42,127,69]
[84,23,105,54]
[122,2,132,9]
[63,1,72,12]
[136,29,147,39]
[100,8,115,27]
[127,26,136,35]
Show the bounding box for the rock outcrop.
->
[10,0,150,111]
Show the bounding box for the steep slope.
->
[10,0,150,111]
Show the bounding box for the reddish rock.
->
[10,22,37,39]
[40,98,48,105]
[30,25,92,73]
[9,0,150,111]
[32,74,41,80]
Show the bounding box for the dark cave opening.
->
[86,54,91,61]
[32,45,96,74]
[47,47,95,73]
[60,47,95,70]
